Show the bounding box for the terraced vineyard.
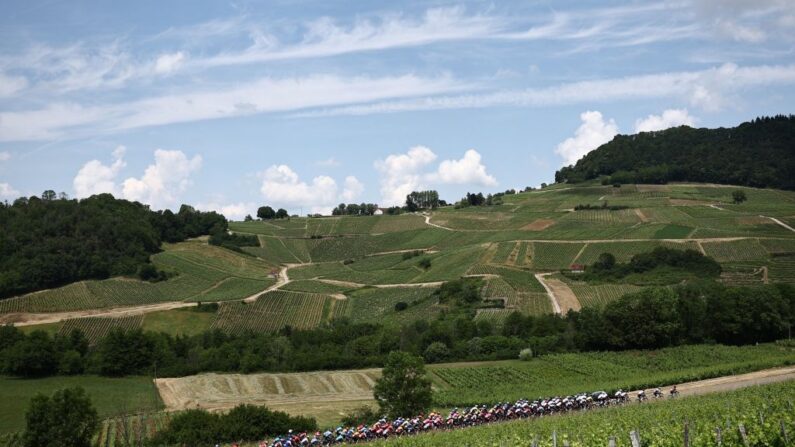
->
[564,280,644,308]
[431,343,795,406]
[211,290,336,334]
[58,315,144,345]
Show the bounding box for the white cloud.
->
[154,51,186,74]
[434,149,497,186]
[122,149,202,209]
[73,145,127,198]
[0,151,10,162]
[555,111,619,167]
[259,165,363,214]
[341,176,364,202]
[634,109,697,133]
[374,146,437,207]
[304,63,795,117]
[196,202,255,221]
[375,146,498,206]
[0,183,20,199]
[0,72,28,97]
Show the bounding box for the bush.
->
[23,387,98,447]
[136,263,168,282]
[518,348,533,361]
[394,302,408,312]
[423,342,451,363]
[417,258,432,269]
[340,405,380,427]
[343,259,355,265]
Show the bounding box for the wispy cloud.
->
[0,74,465,141]
[300,63,795,116]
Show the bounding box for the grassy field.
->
[374,380,795,446]
[0,240,275,314]
[0,375,162,435]
[430,343,795,406]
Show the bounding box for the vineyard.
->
[92,412,171,447]
[530,242,585,270]
[346,287,440,325]
[59,315,144,345]
[701,239,770,262]
[430,343,795,406]
[375,380,795,447]
[565,281,644,308]
[210,291,334,334]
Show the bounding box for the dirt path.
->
[2,301,197,327]
[423,214,453,231]
[665,365,795,398]
[242,263,297,303]
[763,215,795,233]
[535,273,580,314]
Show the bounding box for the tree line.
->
[0,193,226,299]
[2,280,791,379]
[555,115,795,190]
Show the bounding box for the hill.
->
[555,115,795,190]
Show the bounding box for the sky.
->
[0,0,794,218]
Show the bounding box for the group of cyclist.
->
[251,386,681,446]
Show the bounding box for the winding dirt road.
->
[535,273,581,314]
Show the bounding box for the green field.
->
[429,343,795,406]
[375,380,795,446]
[0,375,162,434]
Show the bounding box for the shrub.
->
[417,258,432,269]
[394,301,409,311]
[518,348,533,361]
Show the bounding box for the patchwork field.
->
[7,183,795,336]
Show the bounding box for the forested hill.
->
[0,193,226,298]
[555,115,795,190]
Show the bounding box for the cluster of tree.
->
[150,405,316,446]
[405,190,441,211]
[21,387,98,447]
[573,201,629,211]
[4,278,790,380]
[208,231,259,253]
[455,189,517,209]
[568,248,722,284]
[0,194,226,299]
[332,203,379,216]
[555,115,795,190]
[257,206,289,220]
[0,326,89,377]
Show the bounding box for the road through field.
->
[1,301,196,326]
[763,215,795,233]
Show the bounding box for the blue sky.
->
[0,0,794,217]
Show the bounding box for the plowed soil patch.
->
[521,219,555,231]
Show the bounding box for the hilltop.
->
[555,115,795,190]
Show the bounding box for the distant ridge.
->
[555,115,795,190]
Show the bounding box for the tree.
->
[257,206,276,220]
[244,214,253,222]
[41,190,56,201]
[423,342,450,363]
[732,190,747,204]
[275,208,289,219]
[594,253,616,271]
[373,351,432,418]
[23,387,98,447]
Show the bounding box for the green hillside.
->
[555,115,795,190]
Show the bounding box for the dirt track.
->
[1,301,196,327]
[535,273,581,314]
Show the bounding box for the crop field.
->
[565,281,644,308]
[558,209,640,225]
[410,246,486,283]
[375,380,795,447]
[58,315,144,345]
[0,241,275,314]
[211,290,335,334]
[768,256,795,283]
[92,412,171,447]
[701,238,770,262]
[530,242,585,270]
[345,287,440,325]
[140,308,215,336]
[281,280,354,294]
[0,375,162,435]
[430,343,795,406]
[244,236,307,264]
[473,308,514,326]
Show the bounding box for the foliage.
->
[556,115,795,190]
[208,231,258,253]
[373,352,433,418]
[573,202,629,211]
[732,189,748,204]
[571,247,721,284]
[417,258,432,270]
[405,191,440,211]
[0,194,225,298]
[340,405,380,427]
[332,203,379,216]
[149,404,316,446]
[22,387,98,447]
[257,206,276,219]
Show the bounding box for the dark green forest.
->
[0,193,226,299]
[555,115,795,189]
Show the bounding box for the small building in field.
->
[373,208,384,216]
[569,264,585,273]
